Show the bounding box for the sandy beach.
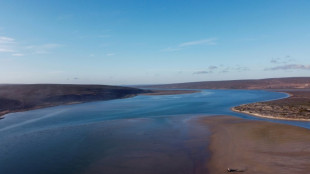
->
[201,115,310,174]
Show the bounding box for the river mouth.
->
[1,89,306,174]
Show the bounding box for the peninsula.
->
[0,84,146,118]
[232,90,310,121]
[2,77,310,121]
[0,84,201,118]
[142,77,310,121]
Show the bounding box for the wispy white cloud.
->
[265,64,310,71]
[235,66,250,72]
[0,36,15,44]
[25,43,63,54]
[66,77,80,81]
[106,53,115,56]
[162,38,217,52]
[193,65,218,75]
[0,48,14,53]
[193,65,249,75]
[193,70,212,74]
[179,38,217,47]
[161,47,182,52]
[265,55,309,71]
[0,36,16,53]
[208,65,218,70]
[0,35,63,56]
[270,55,294,64]
[11,53,24,56]
[219,69,229,73]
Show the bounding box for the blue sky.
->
[0,0,310,85]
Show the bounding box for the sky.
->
[0,0,310,85]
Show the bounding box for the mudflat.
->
[200,115,310,174]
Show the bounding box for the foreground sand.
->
[201,116,310,174]
[82,116,310,174]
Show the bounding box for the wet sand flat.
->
[2,114,310,174]
[81,117,211,174]
[201,116,310,174]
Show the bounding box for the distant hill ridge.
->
[142,77,310,89]
[0,84,146,117]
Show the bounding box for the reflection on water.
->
[0,90,308,174]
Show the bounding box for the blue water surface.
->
[1,89,309,133]
[0,89,309,174]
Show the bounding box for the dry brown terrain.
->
[141,77,310,89]
[233,90,310,120]
[201,115,310,174]
[0,84,146,118]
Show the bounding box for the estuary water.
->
[0,89,309,174]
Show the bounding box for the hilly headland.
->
[0,84,146,118]
[0,84,201,118]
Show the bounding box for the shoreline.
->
[0,94,138,119]
[231,107,310,122]
[232,89,310,121]
[3,88,308,122]
[0,89,199,119]
[0,84,147,120]
[201,115,310,174]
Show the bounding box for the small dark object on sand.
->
[227,168,245,172]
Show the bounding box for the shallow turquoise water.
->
[0,89,308,174]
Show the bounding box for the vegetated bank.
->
[0,84,147,118]
[233,89,310,121]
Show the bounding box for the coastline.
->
[231,107,310,121]
[232,89,310,121]
[0,89,199,119]
[0,94,138,119]
[0,84,148,120]
[201,115,310,174]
